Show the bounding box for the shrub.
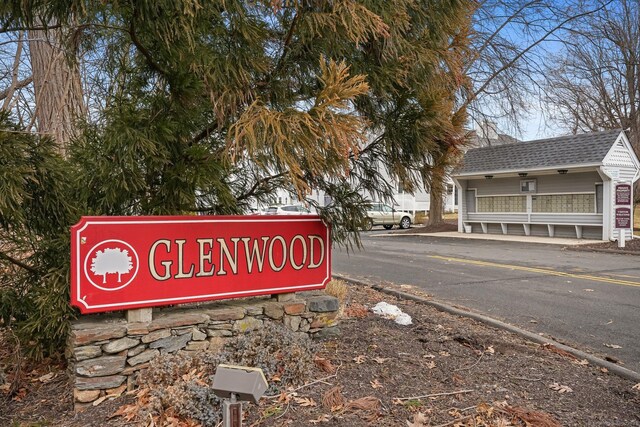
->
[136,321,317,426]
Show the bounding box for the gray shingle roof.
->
[454,129,622,176]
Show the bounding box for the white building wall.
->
[601,134,640,241]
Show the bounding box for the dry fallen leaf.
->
[573,359,589,366]
[632,383,640,391]
[604,343,622,349]
[426,361,436,369]
[406,411,430,427]
[309,414,330,424]
[549,382,573,393]
[314,356,336,374]
[448,408,462,417]
[36,372,56,383]
[344,303,369,319]
[423,354,436,359]
[294,397,317,407]
[12,388,27,402]
[277,391,295,403]
[373,357,389,364]
[600,367,609,373]
[111,403,139,422]
[486,346,495,354]
[494,400,509,408]
[370,379,383,389]
[439,351,450,357]
[353,355,366,364]
[495,416,513,427]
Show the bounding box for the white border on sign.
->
[74,218,331,310]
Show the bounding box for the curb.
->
[334,274,640,383]
[566,246,640,256]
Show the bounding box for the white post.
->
[619,229,626,248]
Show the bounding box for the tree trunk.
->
[28,24,85,155]
[427,166,446,226]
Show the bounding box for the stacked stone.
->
[68,292,339,410]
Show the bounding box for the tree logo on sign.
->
[83,240,139,291]
[90,248,133,284]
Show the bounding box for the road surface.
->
[334,233,640,371]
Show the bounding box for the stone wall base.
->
[68,291,340,410]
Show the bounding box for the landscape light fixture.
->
[518,172,528,177]
[557,169,568,175]
[212,364,268,427]
[484,175,493,179]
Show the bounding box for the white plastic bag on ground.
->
[371,302,412,326]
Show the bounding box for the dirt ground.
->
[577,237,640,254]
[2,282,639,427]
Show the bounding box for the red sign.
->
[615,184,631,205]
[615,208,631,229]
[71,216,331,314]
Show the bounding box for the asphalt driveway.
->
[334,233,640,371]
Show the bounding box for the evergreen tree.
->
[0,0,471,357]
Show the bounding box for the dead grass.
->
[324,280,347,305]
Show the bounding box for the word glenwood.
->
[149,234,326,280]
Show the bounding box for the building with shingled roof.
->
[452,129,639,241]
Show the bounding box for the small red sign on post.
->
[71,216,331,314]
[615,207,631,229]
[615,184,631,205]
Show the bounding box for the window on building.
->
[520,179,536,193]
[477,195,526,212]
[531,194,595,213]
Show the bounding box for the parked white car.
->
[365,202,414,230]
[264,205,313,215]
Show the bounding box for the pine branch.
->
[190,122,219,146]
[128,8,168,77]
[237,172,289,202]
[0,251,38,274]
[274,13,299,75]
[257,12,299,88]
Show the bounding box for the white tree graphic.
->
[90,248,133,284]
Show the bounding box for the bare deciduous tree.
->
[543,0,639,151]
[425,0,606,226]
